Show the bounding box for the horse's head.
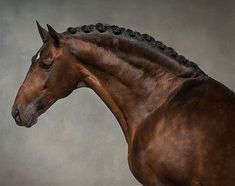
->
[12,22,80,127]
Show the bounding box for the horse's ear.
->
[36,21,48,43]
[47,24,60,47]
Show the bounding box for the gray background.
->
[0,0,234,185]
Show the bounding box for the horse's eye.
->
[39,61,52,70]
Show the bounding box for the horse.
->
[12,22,235,186]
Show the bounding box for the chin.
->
[24,116,38,128]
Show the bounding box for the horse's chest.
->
[127,140,159,185]
[127,129,196,185]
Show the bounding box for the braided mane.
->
[64,23,202,72]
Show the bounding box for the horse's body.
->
[129,78,235,186]
[12,23,235,186]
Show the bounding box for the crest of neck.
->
[68,36,202,144]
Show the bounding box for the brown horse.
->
[12,22,235,186]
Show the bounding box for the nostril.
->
[13,108,22,124]
[15,108,19,116]
[12,108,18,117]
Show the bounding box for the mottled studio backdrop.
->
[0,0,234,185]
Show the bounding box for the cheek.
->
[47,64,78,97]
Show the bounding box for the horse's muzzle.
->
[11,105,38,128]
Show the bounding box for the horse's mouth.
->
[20,106,49,128]
[13,111,39,128]
[12,96,55,128]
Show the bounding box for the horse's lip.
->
[12,108,23,125]
[24,107,45,128]
[13,114,21,124]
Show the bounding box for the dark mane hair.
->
[64,23,203,72]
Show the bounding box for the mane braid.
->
[64,23,204,74]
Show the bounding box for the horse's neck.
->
[69,38,187,143]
